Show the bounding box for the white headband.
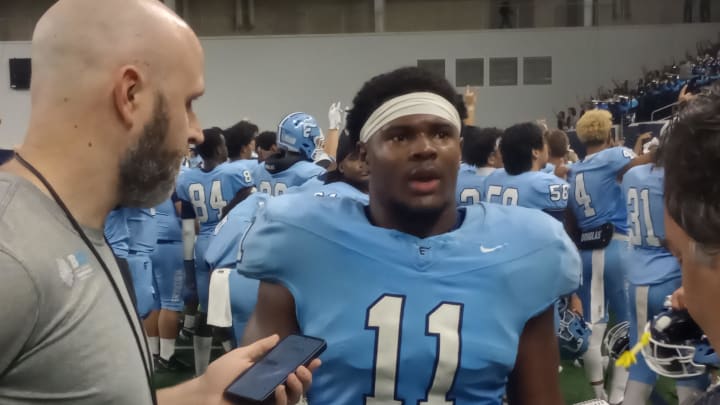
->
[359,92,462,143]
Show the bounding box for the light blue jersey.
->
[125,208,157,255]
[238,196,581,405]
[175,160,255,236]
[483,169,569,218]
[124,208,158,317]
[206,193,270,270]
[293,176,324,192]
[176,161,254,311]
[455,163,492,206]
[151,198,184,311]
[289,180,369,204]
[105,208,129,258]
[541,162,556,174]
[621,164,679,285]
[567,146,635,233]
[253,160,325,196]
[205,192,269,342]
[154,198,182,242]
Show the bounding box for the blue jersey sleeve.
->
[236,198,296,287]
[506,213,582,318]
[606,146,635,174]
[175,172,191,202]
[206,194,267,269]
[532,174,569,216]
[223,162,255,192]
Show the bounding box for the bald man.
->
[0,1,316,404]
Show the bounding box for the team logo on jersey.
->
[479,243,506,253]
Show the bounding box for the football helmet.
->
[557,299,592,359]
[604,321,630,361]
[277,112,325,162]
[641,309,719,378]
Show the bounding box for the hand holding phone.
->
[224,335,326,404]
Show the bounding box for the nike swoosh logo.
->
[480,244,506,253]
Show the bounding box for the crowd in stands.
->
[557,37,720,131]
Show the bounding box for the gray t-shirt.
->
[0,173,153,404]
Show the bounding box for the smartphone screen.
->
[224,335,326,403]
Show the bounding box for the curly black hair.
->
[346,67,466,144]
[255,131,277,151]
[196,127,225,160]
[224,120,258,159]
[500,122,545,175]
[661,83,720,252]
[462,126,502,167]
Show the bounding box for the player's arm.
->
[463,86,476,126]
[617,133,653,180]
[222,186,254,219]
[506,306,563,405]
[242,281,300,344]
[324,101,344,162]
[569,293,583,316]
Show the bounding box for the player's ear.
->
[113,65,145,129]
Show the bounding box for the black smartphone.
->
[224,334,326,404]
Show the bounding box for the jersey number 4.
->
[365,294,463,405]
[188,181,227,223]
[573,173,596,217]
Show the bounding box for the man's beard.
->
[117,94,183,208]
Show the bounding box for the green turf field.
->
[153,345,680,404]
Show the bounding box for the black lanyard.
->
[13,153,157,405]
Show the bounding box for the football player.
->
[239,67,581,404]
[566,109,652,403]
[147,194,189,371]
[205,192,268,345]
[290,130,368,202]
[255,131,278,163]
[105,207,130,259]
[222,120,260,216]
[484,122,569,220]
[546,129,571,180]
[621,143,709,404]
[661,87,720,403]
[252,113,326,196]
[175,127,254,375]
[455,126,501,206]
[124,207,158,321]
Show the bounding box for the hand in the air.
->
[328,102,344,130]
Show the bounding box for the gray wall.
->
[1,23,719,147]
[2,0,719,40]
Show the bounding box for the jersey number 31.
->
[365,294,463,404]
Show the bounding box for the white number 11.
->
[365,294,463,404]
